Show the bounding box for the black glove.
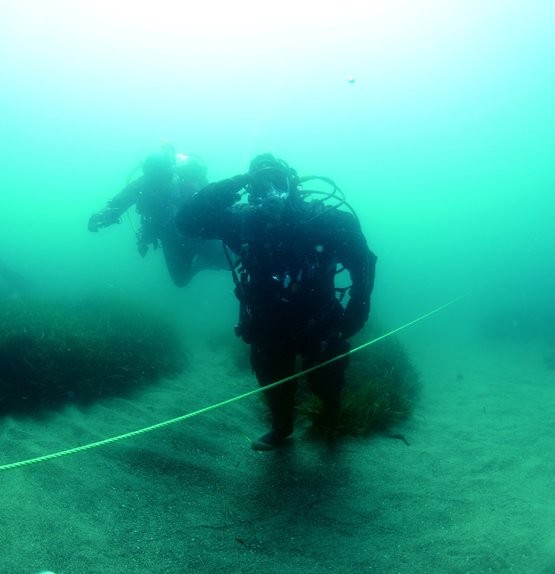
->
[88,209,120,232]
[341,299,369,339]
[209,174,253,208]
[88,213,103,232]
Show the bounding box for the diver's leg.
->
[192,240,229,272]
[250,341,297,450]
[305,336,351,433]
[161,237,196,287]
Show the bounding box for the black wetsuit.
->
[177,176,377,436]
[89,176,226,287]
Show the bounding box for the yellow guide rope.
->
[0,293,468,472]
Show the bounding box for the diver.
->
[88,144,227,287]
[176,153,377,450]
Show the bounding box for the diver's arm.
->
[176,174,251,239]
[88,180,141,232]
[336,214,377,338]
[343,247,376,336]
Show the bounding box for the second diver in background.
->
[88,144,227,287]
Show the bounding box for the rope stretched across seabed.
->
[0,293,469,472]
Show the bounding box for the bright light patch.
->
[5,0,458,40]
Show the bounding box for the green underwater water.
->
[1,2,554,327]
[1,0,554,448]
[1,2,555,573]
[1,2,553,340]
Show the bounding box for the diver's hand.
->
[88,213,103,232]
[208,174,253,207]
[340,299,368,339]
[234,173,254,187]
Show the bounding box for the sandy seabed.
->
[1,329,554,574]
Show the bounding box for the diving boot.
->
[251,429,292,451]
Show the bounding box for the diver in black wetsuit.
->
[177,153,377,450]
[88,146,227,287]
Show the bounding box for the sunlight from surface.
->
[4,0,461,42]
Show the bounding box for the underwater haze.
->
[1,0,553,333]
[2,1,555,572]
